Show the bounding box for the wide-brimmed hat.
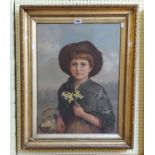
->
[58,41,103,77]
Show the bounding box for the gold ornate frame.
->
[18,5,137,150]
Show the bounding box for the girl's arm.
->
[73,103,102,128]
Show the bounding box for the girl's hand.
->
[73,103,85,118]
[56,115,65,133]
[73,103,101,128]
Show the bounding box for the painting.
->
[37,23,120,134]
[18,5,137,149]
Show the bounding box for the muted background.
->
[37,24,120,133]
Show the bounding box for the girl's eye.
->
[71,63,77,66]
[81,63,86,66]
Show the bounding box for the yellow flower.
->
[73,90,84,99]
[62,90,84,104]
[62,91,74,103]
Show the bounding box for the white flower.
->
[41,119,55,129]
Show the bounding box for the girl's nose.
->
[76,64,81,71]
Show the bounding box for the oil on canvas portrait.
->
[37,24,120,134]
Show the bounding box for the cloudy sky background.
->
[37,24,121,91]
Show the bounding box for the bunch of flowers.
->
[62,90,84,104]
[40,119,55,130]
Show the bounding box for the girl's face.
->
[70,59,92,81]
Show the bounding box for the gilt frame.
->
[18,5,137,150]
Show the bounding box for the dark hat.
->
[58,41,103,77]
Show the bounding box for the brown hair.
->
[69,51,94,68]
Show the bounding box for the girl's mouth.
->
[76,73,82,75]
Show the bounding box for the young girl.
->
[56,41,115,133]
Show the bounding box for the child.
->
[56,41,115,133]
